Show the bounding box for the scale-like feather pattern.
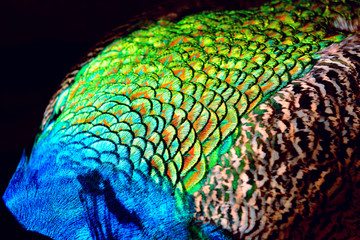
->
[3,0,360,239]
[38,0,355,193]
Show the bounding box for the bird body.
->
[3,0,360,239]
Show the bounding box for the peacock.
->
[3,0,360,239]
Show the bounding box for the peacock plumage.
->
[3,0,360,239]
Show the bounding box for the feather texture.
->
[3,0,360,239]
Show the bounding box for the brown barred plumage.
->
[194,34,360,239]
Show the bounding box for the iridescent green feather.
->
[41,0,358,194]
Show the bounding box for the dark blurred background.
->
[0,0,267,238]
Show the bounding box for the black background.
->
[0,0,266,238]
